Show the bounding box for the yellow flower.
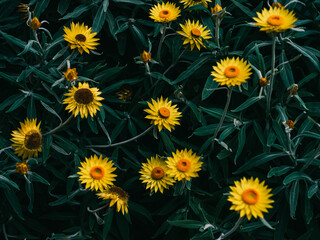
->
[18,3,30,20]
[272,2,283,8]
[63,82,103,118]
[63,68,78,81]
[285,120,294,129]
[177,19,212,51]
[63,22,100,54]
[166,149,202,181]
[11,118,42,159]
[16,161,29,175]
[211,4,222,14]
[78,155,117,192]
[139,155,175,194]
[96,186,129,215]
[149,2,181,23]
[211,57,252,87]
[140,51,152,63]
[228,177,274,220]
[144,96,182,132]
[259,77,268,87]
[29,17,41,30]
[253,7,297,33]
[180,0,211,9]
[116,87,132,102]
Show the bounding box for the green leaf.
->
[6,95,27,113]
[34,0,50,17]
[27,96,36,119]
[25,181,34,213]
[259,217,275,230]
[279,50,295,88]
[160,131,175,153]
[129,201,153,223]
[289,180,299,219]
[0,93,22,111]
[193,123,233,136]
[103,0,109,12]
[230,0,255,17]
[111,119,126,141]
[253,121,266,146]
[267,166,294,178]
[293,131,320,141]
[49,189,80,206]
[58,0,71,15]
[234,124,247,164]
[185,100,205,124]
[0,30,37,54]
[168,220,203,229]
[298,72,318,87]
[0,71,16,83]
[233,152,288,174]
[40,101,62,123]
[202,75,219,101]
[4,189,24,219]
[0,175,20,190]
[283,172,313,185]
[307,183,318,199]
[103,211,113,239]
[29,66,55,83]
[232,96,264,112]
[60,4,93,20]
[92,3,106,33]
[28,172,50,185]
[113,0,145,5]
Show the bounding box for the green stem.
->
[157,23,167,64]
[87,125,154,148]
[217,217,243,240]
[266,33,277,118]
[215,18,221,48]
[210,87,232,153]
[57,50,76,71]
[43,115,73,136]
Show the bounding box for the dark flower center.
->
[74,89,94,104]
[75,34,86,42]
[24,131,41,150]
[110,186,129,200]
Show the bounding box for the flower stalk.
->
[217,216,243,240]
[266,33,277,118]
[43,115,73,136]
[157,23,167,64]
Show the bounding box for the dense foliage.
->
[1,0,320,239]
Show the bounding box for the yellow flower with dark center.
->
[96,186,129,215]
[211,3,222,14]
[140,51,152,63]
[211,57,252,87]
[166,149,202,181]
[139,155,175,193]
[78,155,117,192]
[144,96,182,132]
[63,22,100,54]
[180,0,211,8]
[116,87,132,102]
[63,68,78,81]
[16,161,29,175]
[177,19,212,51]
[63,82,103,118]
[11,118,42,160]
[228,177,274,220]
[149,2,181,23]
[253,7,297,33]
[29,17,41,30]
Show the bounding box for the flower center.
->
[90,166,105,180]
[224,66,240,78]
[191,28,201,37]
[75,34,86,42]
[242,189,259,205]
[159,9,171,18]
[177,159,191,172]
[110,186,129,200]
[151,167,165,180]
[67,72,75,80]
[74,88,94,104]
[159,107,170,118]
[24,130,41,150]
[267,15,284,26]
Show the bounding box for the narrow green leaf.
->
[259,217,275,230]
[57,0,71,15]
[92,3,106,33]
[289,180,299,219]
[103,0,109,12]
[253,121,266,146]
[0,93,22,111]
[25,181,34,213]
[60,4,93,20]
[267,166,294,178]
[168,220,203,229]
[279,50,294,88]
[283,171,312,185]
[232,96,264,112]
[34,0,50,17]
[202,75,219,101]
[230,0,255,17]
[103,211,113,239]
[307,183,318,199]
[234,124,247,164]
[6,95,27,113]
[0,175,20,190]
[293,131,320,141]
[4,189,24,219]
[113,0,145,5]
[28,172,50,185]
[160,131,175,153]
[40,101,62,123]
[49,189,80,206]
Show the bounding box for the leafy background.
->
[1,0,320,239]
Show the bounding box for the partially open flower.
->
[259,77,268,87]
[140,51,152,63]
[211,4,222,15]
[16,161,29,175]
[63,68,78,82]
[272,2,283,8]
[285,120,294,129]
[287,84,298,96]
[29,17,41,30]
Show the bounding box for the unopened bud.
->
[259,78,268,87]
[140,51,152,63]
[211,4,223,15]
[29,17,41,30]
[285,120,294,129]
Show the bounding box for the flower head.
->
[253,7,297,33]
[16,161,29,175]
[180,0,211,9]
[18,3,31,20]
[149,2,181,23]
[211,57,252,87]
[140,51,152,63]
[272,2,283,8]
[116,87,132,102]
[78,155,117,191]
[211,4,222,14]
[228,177,274,220]
[166,149,202,181]
[63,22,99,54]
[63,68,78,82]
[139,155,175,193]
[259,77,268,87]
[177,19,212,51]
[11,118,42,159]
[144,97,182,132]
[29,17,41,30]
[285,120,294,129]
[97,186,129,215]
[63,82,103,118]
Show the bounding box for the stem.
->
[210,87,232,153]
[217,217,243,240]
[87,205,108,213]
[43,115,73,136]
[215,18,221,48]
[87,125,154,148]
[163,47,186,77]
[301,141,320,171]
[266,33,277,118]
[0,146,13,154]
[157,23,167,64]
[2,224,8,240]
[57,50,76,71]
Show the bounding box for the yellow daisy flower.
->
[63,22,100,54]
[166,149,202,181]
[228,177,274,220]
[139,155,175,194]
[11,118,42,159]
[253,7,297,33]
[177,19,212,51]
[149,2,181,23]
[63,82,103,118]
[144,96,182,132]
[78,155,117,192]
[180,0,211,9]
[211,57,252,87]
[63,68,78,82]
[18,2,30,20]
[16,161,29,175]
[96,186,129,215]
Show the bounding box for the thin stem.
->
[2,224,8,240]
[266,33,277,118]
[43,115,73,136]
[87,205,108,213]
[217,217,243,240]
[157,23,167,64]
[301,141,320,171]
[163,47,187,77]
[87,125,154,148]
[215,18,221,48]
[0,146,13,154]
[210,87,233,153]
[57,50,76,71]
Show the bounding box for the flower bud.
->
[272,2,283,8]
[63,68,78,81]
[259,78,268,87]
[29,17,41,30]
[140,51,152,63]
[211,4,223,15]
[285,120,294,129]
[16,161,29,175]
